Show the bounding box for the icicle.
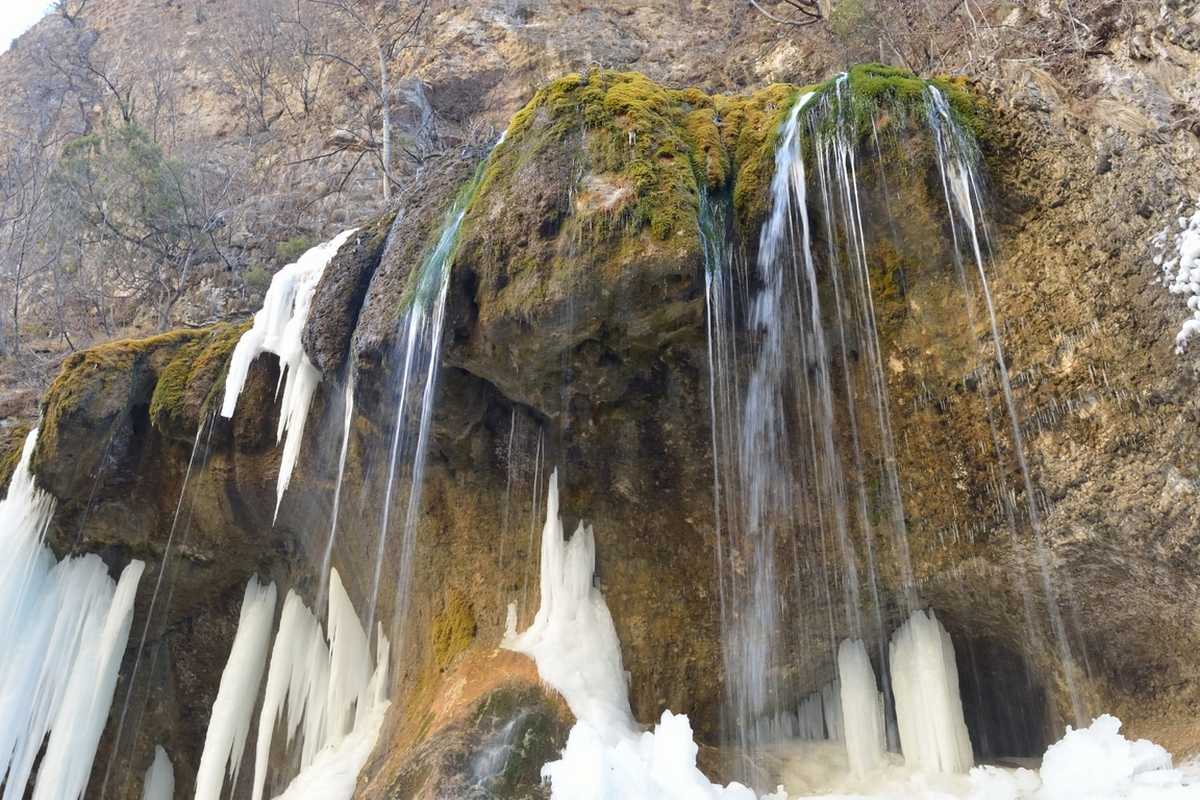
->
[219,228,357,518]
[820,681,843,741]
[502,469,634,739]
[889,610,974,773]
[141,746,175,800]
[837,639,886,776]
[797,693,825,740]
[31,559,146,800]
[195,576,278,800]
[246,568,388,800]
[0,430,145,800]
[266,580,390,800]
[506,471,779,799]
[251,591,331,800]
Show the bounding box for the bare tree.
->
[301,0,431,200]
[0,139,57,353]
[749,0,824,26]
[217,0,290,133]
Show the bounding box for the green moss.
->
[714,83,801,232]
[148,320,250,433]
[431,590,476,669]
[867,240,913,339]
[477,70,709,243]
[0,421,32,495]
[38,329,204,462]
[467,65,986,282]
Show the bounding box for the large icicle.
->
[32,558,146,800]
[0,430,145,800]
[195,576,278,800]
[247,568,389,800]
[502,470,634,737]
[504,470,781,799]
[220,228,357,516]
[141,746,175,800]
[251,592,332,800]
[837,639,886,776]
[889,609,974,773]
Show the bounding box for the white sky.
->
[0,0,56,54]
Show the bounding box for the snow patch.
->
[1150,204,1200,353]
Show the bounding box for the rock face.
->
[13,13,1200,799]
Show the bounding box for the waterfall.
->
[0,429,145,800]
[700,64,1107,788]
[365,201,468,642]
[711,81,922,772]
[927,86,1084,724]
[103,414,216,800]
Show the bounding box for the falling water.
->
[927,86,1084,724]
[103,413,216,800]
[710,83,927,776]
[318,374,356,611]
[705,70,1083,785]
[365,200,469,641]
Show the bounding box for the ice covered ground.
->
[505,469,1200,800]
[771,716,1200,799]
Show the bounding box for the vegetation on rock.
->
[36,329,206,464]
[0,420,32,495]
[149,321,253,435]
[431,589,477,670]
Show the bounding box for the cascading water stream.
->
[317,375,355,613]
[365,201,468,642]
[927,86,1084,724]
[706,70,1083,787]
[102,411,216,800]
[712,82,929,774]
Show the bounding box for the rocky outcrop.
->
[302,214,396,375]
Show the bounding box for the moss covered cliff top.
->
[33,322,250,480]
[467,65,982,250]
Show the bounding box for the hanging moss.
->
[805,64,987,152]
[714,83,806,233]
[465,65,985,283]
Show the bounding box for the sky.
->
[0,0,56,54]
